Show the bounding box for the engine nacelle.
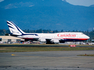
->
[51,39,59,44]
[39,38,46,42]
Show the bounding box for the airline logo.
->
[57,34,76,37]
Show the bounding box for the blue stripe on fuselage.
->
[22,34,38,36]
[64,39,85,41]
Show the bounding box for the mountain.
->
[90,4,94,7]
[0,0,94,31]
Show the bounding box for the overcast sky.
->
[66,0,94,6]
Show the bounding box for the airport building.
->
[0,36,24,43]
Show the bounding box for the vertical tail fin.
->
[7,21,25,35]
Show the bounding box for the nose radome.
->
[86,35,90,39]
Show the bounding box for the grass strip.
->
[0,47,94,52]
[78,54,94,56]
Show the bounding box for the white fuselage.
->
[17,32,89,42]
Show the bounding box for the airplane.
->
[7,21,90,44]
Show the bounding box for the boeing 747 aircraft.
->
[7,21,90,44]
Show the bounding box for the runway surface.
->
[0,51,94,70]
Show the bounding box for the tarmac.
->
[0,51,94,70]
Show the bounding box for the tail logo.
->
[7,21,24,35]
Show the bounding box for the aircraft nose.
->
[86,35,90,39]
